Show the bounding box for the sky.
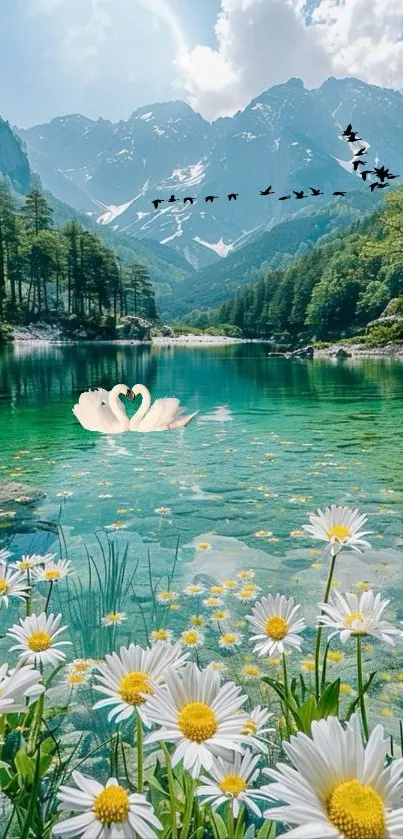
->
[1,0,403,128]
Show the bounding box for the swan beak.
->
[125,388,131,398]
[130,391,136,401]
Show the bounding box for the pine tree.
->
[20,188,53,235]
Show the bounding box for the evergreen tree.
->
[20,188,53,234]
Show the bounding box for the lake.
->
[0,342,403,712]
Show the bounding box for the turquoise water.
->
[1,342,403,724]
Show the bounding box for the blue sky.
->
[1,0,403,128]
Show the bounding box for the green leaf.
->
[257,820,276,838]
[14,748,35,784]
[210,812,228,839]
[297,696,318,734]
[243,826,256,839]
[317,678,340,718]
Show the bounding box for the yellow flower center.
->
[0,580,9,596]
[73,661,91,671]
[68,673,85,685]
[19,561,32,569]
[221,633,237,644]
[242,665,260,677]
[93,785,130,825]
[178,702,218,742]
[219,774,247,797]
[28,631,52,652]
[153,629,169,641]
[326,524,352,542]
[105,612,121,623]
[242,719,257,735]
[190,616,204,627]
[327,779,385,839]
[119,671,154,706]
[345,612,365,629]
[182,630,200,645]
[265,616,288,640]
[44,570,61,581]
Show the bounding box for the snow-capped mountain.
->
[19,77,403,269]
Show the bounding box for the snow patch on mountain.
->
[96,198,137,225]
[139,112,153,121]
[193,236,232,258]
[160,160,208,188]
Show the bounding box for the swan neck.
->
[109,385,129,427]
[130,385,151,428]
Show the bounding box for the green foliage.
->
[207,186,403,345]
[364,320,403,346]
[0,181,159,334]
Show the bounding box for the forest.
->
[0,180,158,340]
[204,187,403,344]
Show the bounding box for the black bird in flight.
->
[373,166,390,183]
[278,195,291,201]
[386,173,399,179]
[342,124,353,136]
[352,159,366,171]
[293,190,306,199]
[227,193,239,201]
[360,170,373,181]
[347,132,362,143]
[152,199,164,209]
[183,197,195,205]
[333,191,346,196]
[370,182,389,192]
[354,147,367,157]
[310,187,323,196]
[205,195,218,203]
[168,194,178,203]
[260,186,274,196]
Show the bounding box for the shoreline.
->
[7,326,403,357]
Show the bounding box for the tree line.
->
[205,188,403,341]
[0,180,158,326]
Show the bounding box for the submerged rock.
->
[0,481,46,505]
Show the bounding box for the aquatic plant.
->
[0,506,403,837]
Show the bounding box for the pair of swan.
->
[72,384,199,433]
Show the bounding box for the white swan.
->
[72,384,131,433]
[129,384,198,432]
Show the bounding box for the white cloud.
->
[175,0,403,120]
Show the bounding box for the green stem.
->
[136,711,144,793]
[357,635,369,741]
[27,691,44,757]
[315,551,337,700]
[227,805,235,839]
[26,569,31,617]
[282,652,291,738]
[181,778,195,839]
[161,742,178,839]
[19,746,41,839]
[44,581,54,613]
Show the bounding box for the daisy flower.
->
[210,585,225,596]
[237,570,255,581]
[101,611,127,627]
[235,585,261,603]
[151,628,174,644]
[196,750,269,818]
[208,661,228,674]
[68,658,95,674]
[197,542,211,551]
[0,663,44,714]
[303,504,372,556]
[65,670,89,688]
[318,590,400,646]
[223,579,238,590]
[247,594,305,657]
[12,553,55,571]
[189,615,205,628]
[32,558,74,583]
[7,612,71,667]
[0,549,12,563]
[180,629,204,648]
[211,609,230,623]
[144,663,248,777]
[203,597,224,609]
[184,583,205,597]
[93,642,187,726]
[54,771,162,838]
[156,591,179,604]
[218,632,243,649]
[241,664,262,680]
[242,706,274,751]
[262,713,403,839]
[0,564,28,608]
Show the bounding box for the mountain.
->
[0,117,32,194]
[166,187,383,318]
[19,76,403,270]
[0,116,192,305]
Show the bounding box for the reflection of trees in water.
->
[0,344,158,403]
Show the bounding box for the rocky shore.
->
[314,342,403,360]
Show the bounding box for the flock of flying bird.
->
[150,123,399,209]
